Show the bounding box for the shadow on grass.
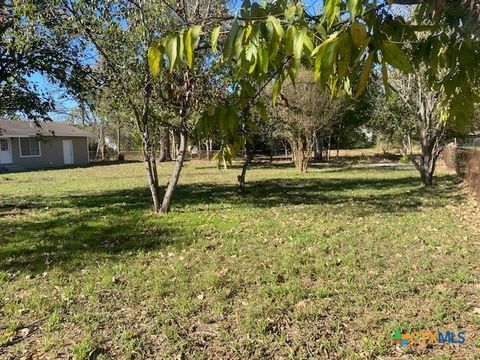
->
[0,167,462,273]
[171,172,462,211]
[0,186,188,273]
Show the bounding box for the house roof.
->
[0,119,93,138]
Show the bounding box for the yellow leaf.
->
[166,35,177,72]
[211,26,220,54]
[147,41,162,78]
[184,28,193,69]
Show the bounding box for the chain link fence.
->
[444,137,480,200]
[456,136,480,150]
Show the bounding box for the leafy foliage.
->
[0,0,93,122]
[148,0,479,167]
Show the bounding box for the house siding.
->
[10,136,89,169]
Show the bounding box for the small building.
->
[0,119,92,171]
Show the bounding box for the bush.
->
[117,153,125,162]
[399,155,410,164]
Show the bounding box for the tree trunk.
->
[95,141,101,160]
[96,125,105,160]
[205,139,210,161]
[160,131,187,214]
[174,131,180,159]
[291,140,309,173]
[411,136,441,187]
[142,142,161,212]
[159,128,171,162]
[336,135,340,158]
[269,141,273,164]
[116,121,121,157]
[318,138,324,162]
[327,135,331,162]
[419,166,433,186]
[237,149,252,191]
[170,130,176,159]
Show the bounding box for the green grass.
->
[1,161,480,359]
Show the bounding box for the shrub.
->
[399,155,410,165]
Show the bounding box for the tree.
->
[150,0,480,174]
[0,0,92,122]
[271,69,344,172]
[60,0,226,214]
[369,83,416,155]
[59,0,173,212]
[389,68,448,186]
[143,0,479,213]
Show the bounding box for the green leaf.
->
[337,33,351,79]
[267,16,284,39]
[347,0,359,20]
[312,32,338,81]
[185,29,193,69]
[325,0,340,28]
[255,101,268,120]
[303,30,314,57]
[344,76,352,96]
[265,21,275,41]
[314,49,324,80]
[381,41,413,73]
[226,106,238,133]
[177,30,184,67]
[248,61,257,74]
[381,59,391,97]
[166,35,177,72]
[272,79,281,106]
[258,45,269,74]
[285,26,296,56]
[184,25,201,68]
[191,25,201,48]
[320,39,337,84]
[217,105,228,133]
[223,19,239,59]
[233,26,245,58]
[288,63,298,85]
[350,22,368,47]
[148,41,162,78]
[244,42,256,62]
[211,26,221,53]
[293,28,304,60]
[244,23,253,39]
[355,50,374,97]
[284,5,296,21]
[316,24,327,39]
[269,35,280,58]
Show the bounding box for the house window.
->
[0,139,8,151]
[20,138,41,157]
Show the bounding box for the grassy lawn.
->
[1,161,480,359]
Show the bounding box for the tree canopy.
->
[0,0,93,122]
[148,0,480,144]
